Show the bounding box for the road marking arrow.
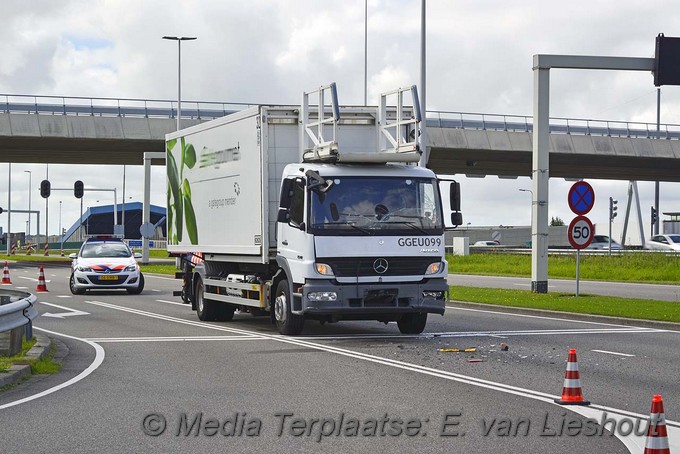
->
[40,302,90,319]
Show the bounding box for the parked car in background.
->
[646,234,680,251]
[585,235,622,250]
[473,240,501,247]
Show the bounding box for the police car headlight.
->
[77,265,92,272]
[425,262,443,275]
[124,264,137,272]
[314,263,334,276]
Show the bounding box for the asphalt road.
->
[449,273,680,302]
[1,264,678,453]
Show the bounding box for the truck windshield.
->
[309,177,443,235]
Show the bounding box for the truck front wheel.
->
[397,313,428,334]
[274,279,304,335]
[195,276,235,322]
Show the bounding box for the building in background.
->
[62,202,166,242]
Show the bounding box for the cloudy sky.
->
[2,0,680,243]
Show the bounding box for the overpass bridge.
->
[1,94,679,181]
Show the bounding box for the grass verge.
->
[450,285,680,323]
[447,252,680,284]
[140,264,177,275]
[0,337,62,375]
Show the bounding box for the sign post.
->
[568,181,595,297]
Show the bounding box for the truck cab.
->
[275,163,450,334]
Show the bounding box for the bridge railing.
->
[3,94,680,140]
[429,111,680,140]
[0,94,254,120]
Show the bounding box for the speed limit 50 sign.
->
[568,215,594,249]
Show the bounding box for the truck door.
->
[277,178,311,286]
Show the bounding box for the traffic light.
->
[74,180,84,199]
[40,179,51,198]
[609,197,618,221]
[651,206,658,224]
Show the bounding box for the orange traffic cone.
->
[644,394,671,454]
[554,348,590,405]
[1,262,11,285]
[36,265,49,292]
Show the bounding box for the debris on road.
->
[439,347,476,353]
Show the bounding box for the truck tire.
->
[274,279,304,335]
[397,313,428,334]
[194,276,235,321]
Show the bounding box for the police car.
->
[69,237,144,295]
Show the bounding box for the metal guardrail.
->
[0,94,254,121]
[2,93,680,140]
[0,290,38,334]
[429,111,680,140]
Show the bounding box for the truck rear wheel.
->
[274,279,304,335]
[397,313,428,334]
[195,276,235,322]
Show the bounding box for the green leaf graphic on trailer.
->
[167,148,183,243]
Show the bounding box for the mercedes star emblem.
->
[373,258,389,274]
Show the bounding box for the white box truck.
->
[166,84,462,335]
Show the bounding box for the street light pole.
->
[162,36,197,131]
[24,170,32,238]
[59,200,63,252]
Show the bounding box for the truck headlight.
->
[423,291,445,299]
[425,262,442,275]
[308,292,338,302]
[315,263,334,276]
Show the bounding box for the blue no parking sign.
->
[568,181,595,215]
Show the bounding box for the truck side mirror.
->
[451,212,463,227]
[279,179,293,208]
[450,181,461,212]
[277,208,290,223]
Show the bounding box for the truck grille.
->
[321,257,435,277]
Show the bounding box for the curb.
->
[450,301,680,331]
[0,333,52,389]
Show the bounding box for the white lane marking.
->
[447,304,680,331]
[0,327,105,410]
[155,299,187,307]
[15,286,28,290]
[86,335,266,343]
[143,274,176,281]
[56,295,72,299]
[591,349,636,357]
[81,299,680,453]
[297,328,660,341]
[513,283,531,287]
[150,289,161,292]
[39,302,90,319]
[84,301,263,338]
[17,276,51,283]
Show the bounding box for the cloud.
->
[2,0,680,238]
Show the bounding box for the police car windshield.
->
[81,242,132,258]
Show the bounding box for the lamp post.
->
[59,200,63,252]
[162,36,197,131]
[24,170,32,238]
